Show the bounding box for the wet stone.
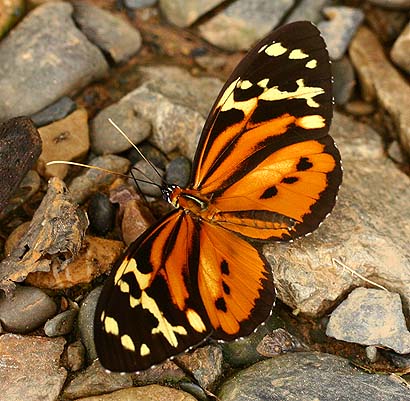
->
[0,2,108,121]
[87,192,116,236]
[44,309,78,337]
[30,96,77,127]
[0,286,57,333]
[218,352,410,401]
[0,117,42,213]
[126,142,168,169]
[318,6,364,60]
[0,334,66,401]
[326,288,410,354]
[73,1,142,64]
[199,0,295,51]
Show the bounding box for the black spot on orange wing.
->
[261,186,278,199]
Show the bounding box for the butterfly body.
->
[94,21,342,373]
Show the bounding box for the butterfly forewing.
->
[190,21,341,240]
[94,21,342,372]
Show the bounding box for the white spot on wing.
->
[289,49,309,59]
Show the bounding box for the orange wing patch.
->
[197,221,274,340]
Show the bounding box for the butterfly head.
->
[162,184,180,207]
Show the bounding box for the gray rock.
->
[159,0,224,27]
[318,6,364,60]
[286,0,328,24]
[44,309,78,337]
[0,334,66,401]
[264,112,409,317]
[78,286,102,361]
[66,340,86,372]
[0,2,108,121]
[68,155,131,204]
[218,352,410,400]
[165,156,191,188]
[90,102,151,155]
[73,385,197,400]
[73,1,142,64]
[199,0,295,51]
[30,96,77,127]
[124,0,157,8]
[368,0,410,8]
[63,359,132,399]
[176,345,223,391]
[0,286,57,333]
[125,84,205,158]
[350,26,410,156]
[332,56,356,106]
[130,160,164,197]
[391,21,410,74]
[326,288,410,354]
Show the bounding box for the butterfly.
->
[94,21,342,372]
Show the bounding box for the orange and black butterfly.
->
[94,21,342,372]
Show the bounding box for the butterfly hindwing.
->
[94,210,212,372]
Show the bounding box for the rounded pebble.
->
[87,192,116,236]
[0,286,57,333]
[165,156,191,187]
[44,309,78,337]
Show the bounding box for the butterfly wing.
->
[196,220,274,341]
[94,208,274,371]
[191,21,341,240]
[94,210,212,372]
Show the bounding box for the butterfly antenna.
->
[46,161,162,188]
[108,118,165,184]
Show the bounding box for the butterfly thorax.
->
[165,185,214,217]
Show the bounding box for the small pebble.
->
[365,345,379,363]
[87,192,116,236]
[125,142,168,170]
[130,160,164,197]
[78,286,102,361]
[0,286,57,333]
[44,309,78,337]
[124,0,157,8]
[66,340,86,372]
[30,96,76,127]
[165,156,191,187]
